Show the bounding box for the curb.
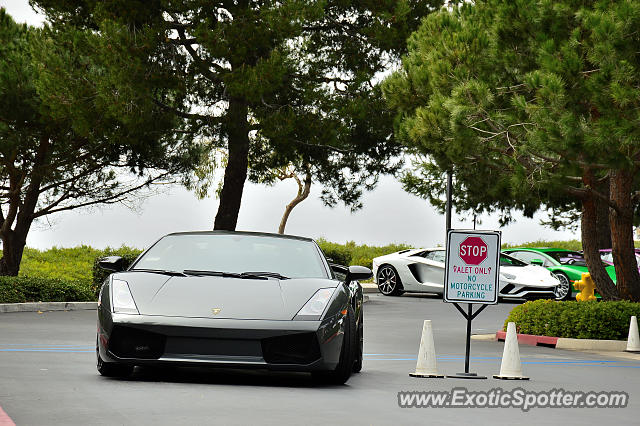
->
[494,331,626,351]
[361,283,379,294]
[496,331,558,347]
[0,302,97,313]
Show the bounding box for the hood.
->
[501,265,559,287]
[114,272,338,320]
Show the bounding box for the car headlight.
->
[500,272,516,280]
[111,279,139,314]
[294,288,335,320]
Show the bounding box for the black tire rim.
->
[553,273,570,300]
[378,267,397,295]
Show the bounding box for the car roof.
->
[164,230,315,243]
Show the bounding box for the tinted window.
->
[546,251,586,266]
[510,250,552,266]
[500,254,527,267]
[425,250,446,263]
[133,234,327,279]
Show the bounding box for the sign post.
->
[444,229,501,379]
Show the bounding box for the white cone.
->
[626,316,640,352]
[493,322,529,380]
[409,320,444,378]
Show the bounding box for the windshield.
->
[546,251,587,266]
[500,253,527,267]
[131,234,328,279]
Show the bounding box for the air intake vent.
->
[109,326,166,359]
[261,333,321,365]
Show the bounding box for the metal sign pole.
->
[449,301,489,379]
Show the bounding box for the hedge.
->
[0,276,95,303]
[504,299,640,340]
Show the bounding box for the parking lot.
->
[1,294,639,425]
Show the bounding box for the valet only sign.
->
[444,230,501,305]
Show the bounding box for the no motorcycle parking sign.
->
[444,230,501,305]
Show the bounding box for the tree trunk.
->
[213,97,250,231]
[0,229,28,276]
[594,177,612,250]
[278,169,312,234]
[581,170,620,300]
[609,169,640,301]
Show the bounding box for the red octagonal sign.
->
[459,236,488,265]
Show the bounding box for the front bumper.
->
[97,310,345,372]
[499,282,557,300]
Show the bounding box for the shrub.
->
[0,276,95,303]
[317,239,354,266]
[504,299,640,340]
[92,247,143,292]
[316,238,410,270]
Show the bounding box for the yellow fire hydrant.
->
[574,272,597,301]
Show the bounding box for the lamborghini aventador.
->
[372,248,559,300]
[96,231,371,384]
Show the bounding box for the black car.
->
[96,231,371,384]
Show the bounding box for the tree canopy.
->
[0,9,197,275]
[33,0,443,230]
[383,0,640,300]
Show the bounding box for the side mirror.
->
[345,265,373,282]
[328,263,347,281]
[98,256,125,272]
[531,258,544,266]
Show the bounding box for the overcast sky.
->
[1,0,580,250]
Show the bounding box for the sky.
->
[0,0,580,250]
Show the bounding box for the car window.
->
[426,250,446,263]
[132,234,328,279]
[509,250,551,266]
[500,253,527,267]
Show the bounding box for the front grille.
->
[109,326,166,359]
[261,332,321,365]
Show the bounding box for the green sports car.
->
[501,247,616,300]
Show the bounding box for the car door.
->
[406,250,446,289]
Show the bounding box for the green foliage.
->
[501,240,640,251]
[33,0,443,229]
[0,9,199,276]
[383,0,640,223]
[17,246,103,282]
[317,239,411,270]
[504,299,640,340]
[502,240,584,251]
[0,276,94,303]
[91,247,143,291]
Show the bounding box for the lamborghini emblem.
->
[211,308,222,316]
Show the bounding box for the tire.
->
[313,306,356,385]
[376,264,404,296]
[352,309,363,373]
[96,338,133,378]
[553,272,572,301]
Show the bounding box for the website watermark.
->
[398,388,628,411]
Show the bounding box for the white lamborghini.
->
[372,248,561,300]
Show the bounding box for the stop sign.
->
[459,236,488,265]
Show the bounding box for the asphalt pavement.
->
[1,294,639,425]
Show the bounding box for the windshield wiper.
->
[241,271,289,280]
[182,270,268,280]
[129,268,187,277]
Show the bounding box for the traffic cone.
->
[409,320,444,378]
[626,316,640,353]
[493,322,529,380]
